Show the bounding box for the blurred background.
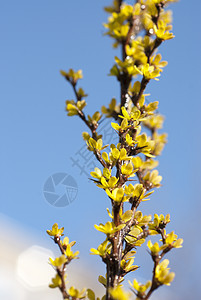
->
[0,0,201,299]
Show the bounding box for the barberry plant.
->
[46,1,183,299]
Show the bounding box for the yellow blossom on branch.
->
[136,63,161,80]
[94,221,125,236]
[155,259,175,286]
[60,68,83,84]
[90,240,112,257]
[67,286,86,299]
[109,286,131,300]
[49,274,63,289]
[66,100,86,116]
[106,187,125,202]
[154,20,175,41]
[48,0,182,299]
[129,279,151,295]
[46,223,64,237]
[49,255,67,267]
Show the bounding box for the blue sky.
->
[0,0,201,299]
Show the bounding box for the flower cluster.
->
[47,224,83,298]
[47,0,182,299]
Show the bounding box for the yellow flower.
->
[143,114,164,129]
[60,68,83,83]
[125,41,147,65]
[66,100,86,116]
[132,156,158,171]
[134,211,152,226]
[102,151,110,163]
[147,240,166,254]
[103,168,112,179]
[132,156,143,169]
[111,118,129,132]
[67,286,86,299]
[87,138,108,152]
[136,133,155,157]
[120,210,133,222]
[120,106,143,122]
[49,274,61,288]
[120,257,138,273]
[155,259,175,285]
[121,162,135,177]
[90,167,102,180]
[151,132,167,156]
[94,221,125,236]
[124,183,152,202]
[150,53,168,71]
[49,255,67,267]
[47,223,64,237]
[143,101,159,115]
[154,20,175,41]
[114,56,142,76]
[143,170,162,187]
[106,187,125,202]
[125,225,143,245]
[97,176,118,189]
[149,214,170,234]
[165,231,183,248]
[110,147,131,161]
[49,274,67,289]
[129,279,151,294]
[125,133,135,146]
[61,236,76,248]
[90,240,111,257]
[138,63,161,80]
[65,244,79,260]
[109,286,131,300]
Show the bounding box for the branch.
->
[117,0,123,12]
[119,1,142,109]
[53,236,69,299]
[68,82,111,169]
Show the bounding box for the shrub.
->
[47,1,182,299]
